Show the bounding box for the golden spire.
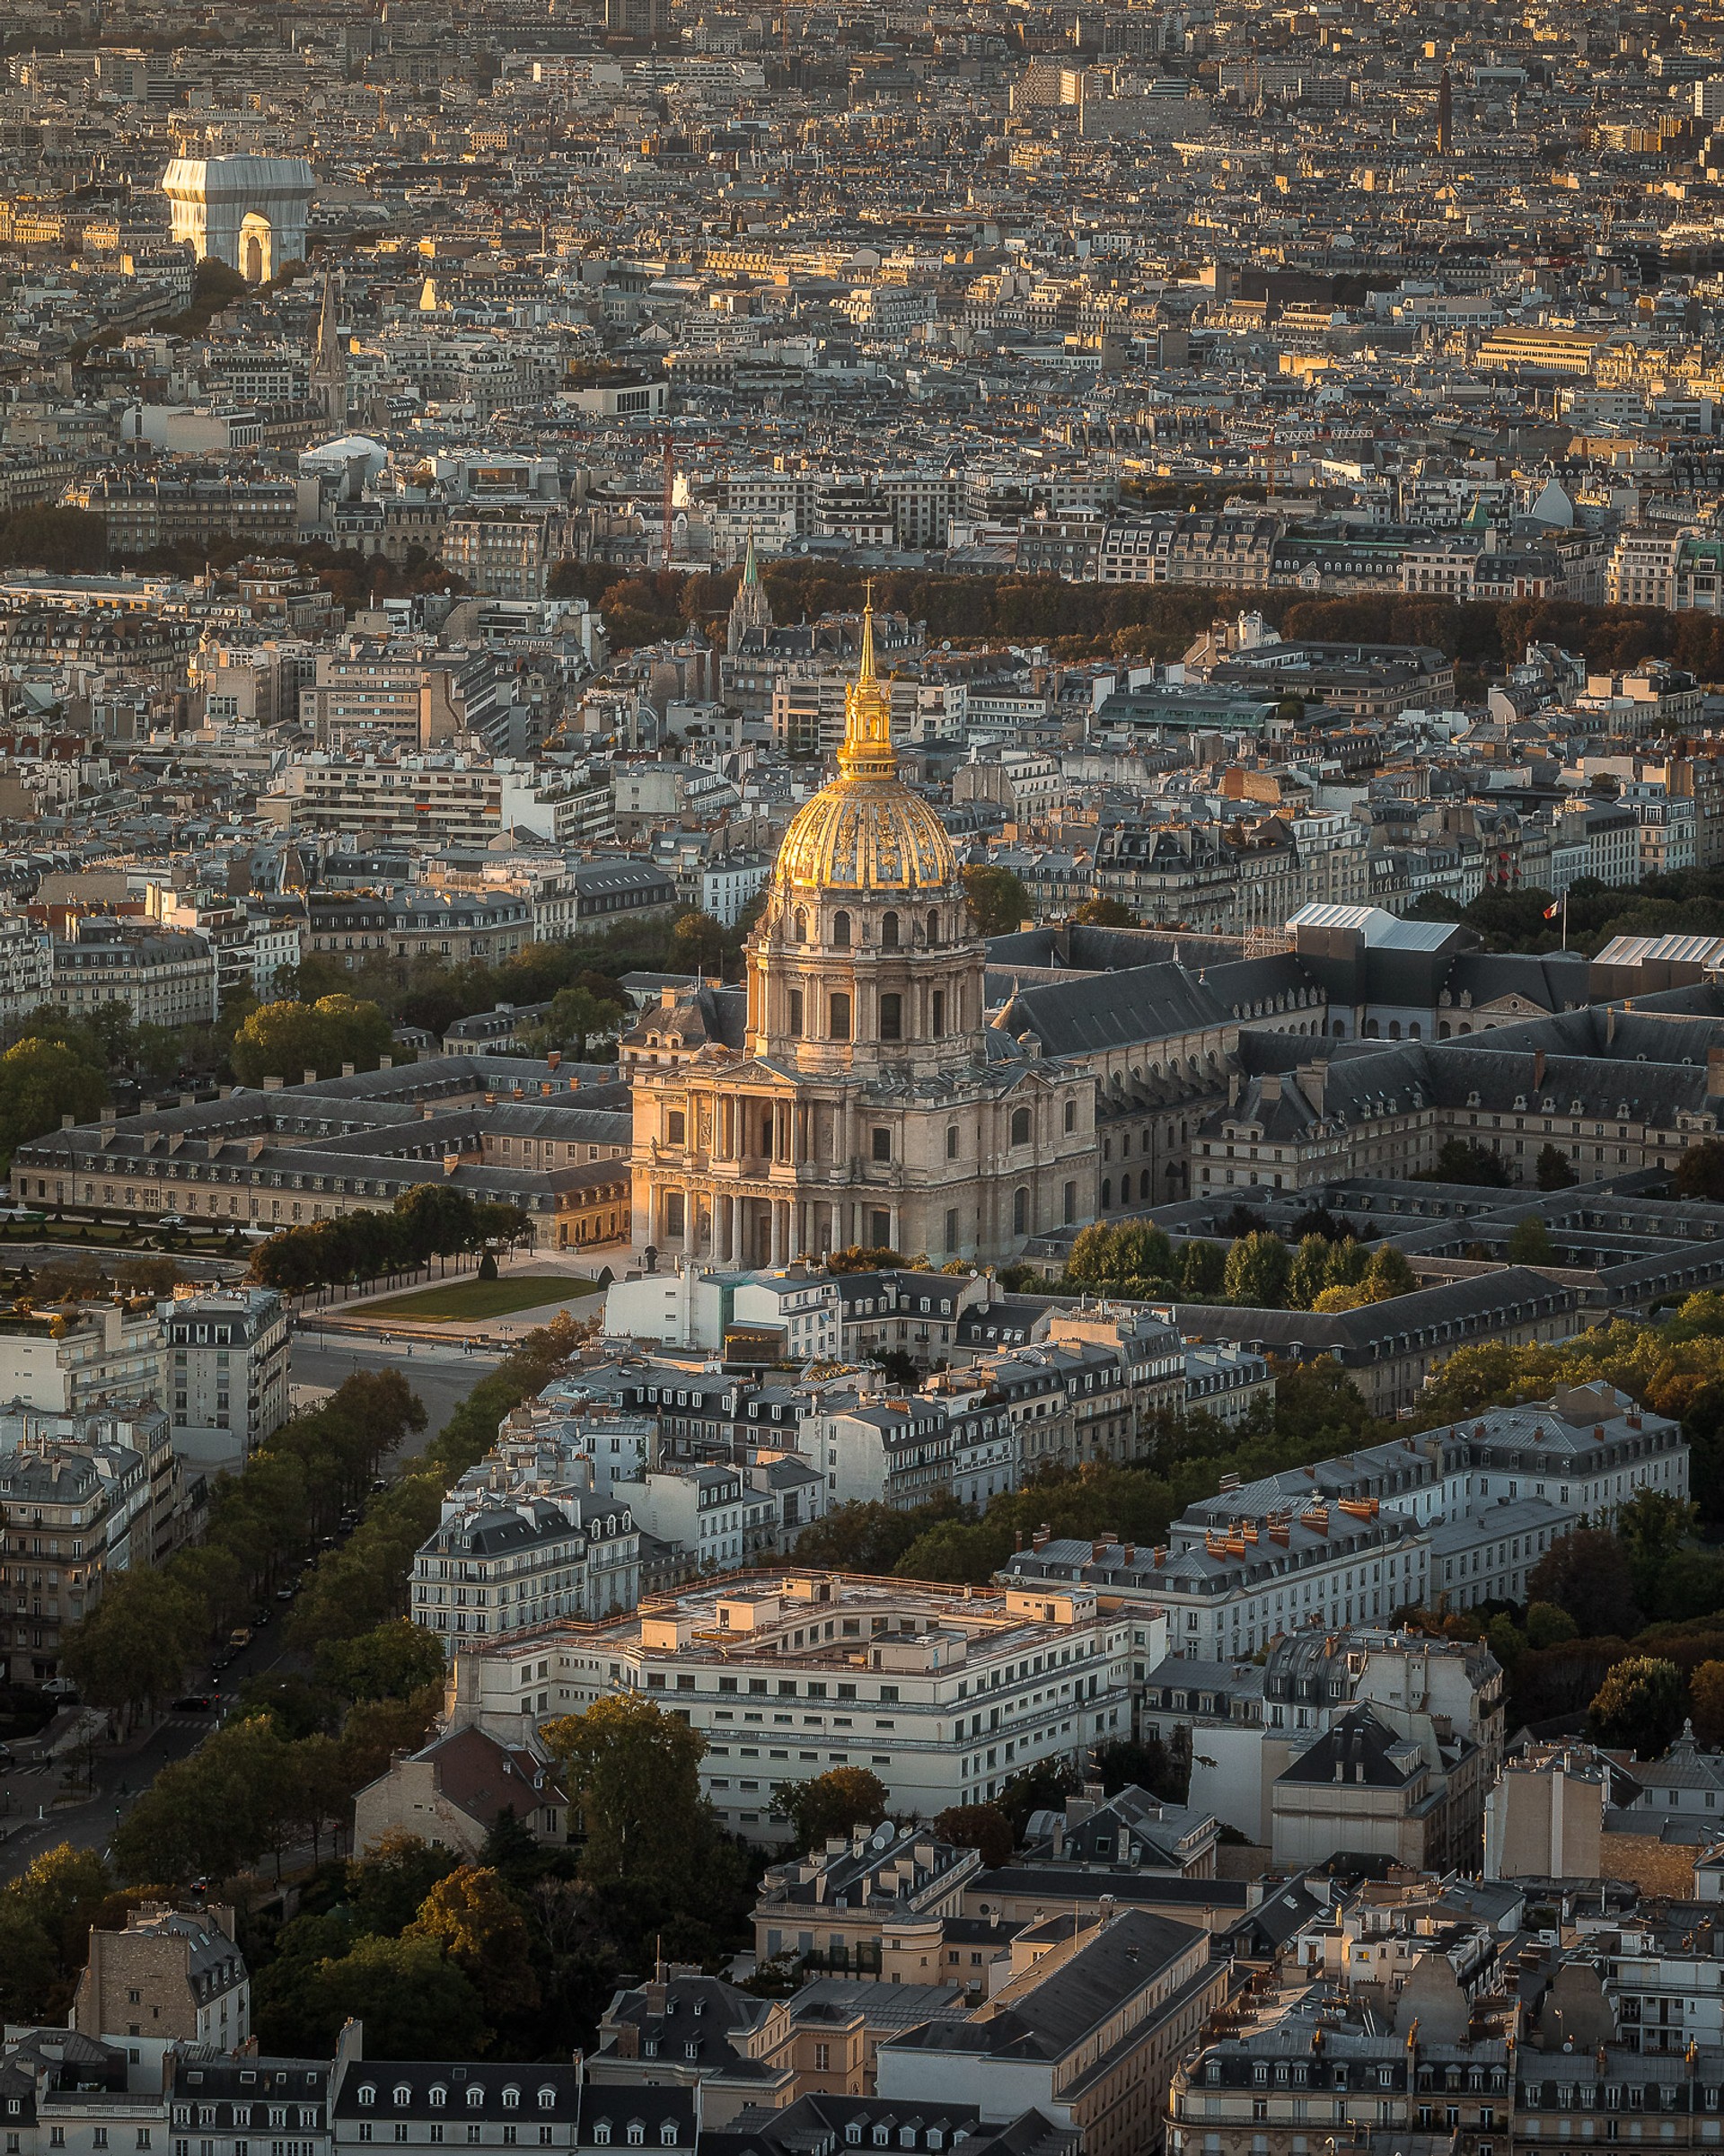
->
[838,581,896,782]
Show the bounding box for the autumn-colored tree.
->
[407,1865,539,2020]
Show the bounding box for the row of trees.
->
[1061,1217,1419,1312]
[285,1315,585,1653]
[546,552,1724,676]
[110,1642,444,1884]
[62,1369,427,1717]
[247,1184,533,1299]
[66,1318,588,1923]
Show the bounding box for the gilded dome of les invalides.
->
[774,598,961,895]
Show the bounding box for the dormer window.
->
[594,2130,611,2148]
[359,2091,376,2110]
[430,2092,446,2111]
[660,2129,677,2149]
[628,2127,645,2149]
[538,2093,556,2114]
[392,2090,410,2110]
[468,2090,485,2110]
[502,2092,520,2112]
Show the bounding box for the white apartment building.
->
[609,1461,778,1574]
[244,909,303,997]
[1007,1509,1430,1665]
[445,1571,1143,1838]
[411,1488,641,1650]
[699,854,772,928]
[161,1285,289,1471]
[1629,788,1698,877]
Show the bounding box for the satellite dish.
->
[871,1823,894,1849]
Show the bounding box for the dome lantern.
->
[773,589,960,896]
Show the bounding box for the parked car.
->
[227,1626,252,1650]
[172,1696,215,1713]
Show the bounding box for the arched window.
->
[537,2094,557,2116]
[879,992,902,1042]
[1140,1169,1151,1201]
[358,2092,375,2111]
[1011,1106,1031,1144]
[794,908,807,942]
[1064,1099,1077,1133]
[429,2092,447,2111]
[1013,1187,1029,1236]
[928,910,941,946]
[393,2090,410,2110]
[830,993,851,1041]
[467,2090,485,2111]
[931,989,946,1037]
[882,911,900,949]
[832,911,851,948]
[1101,1178,1112,1210]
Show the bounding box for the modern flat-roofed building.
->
[444,1571,1146,1840]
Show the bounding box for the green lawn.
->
[356,1272,603,1321]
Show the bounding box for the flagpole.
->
[1562,888,1568,952]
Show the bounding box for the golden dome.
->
[775,597,960,893]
